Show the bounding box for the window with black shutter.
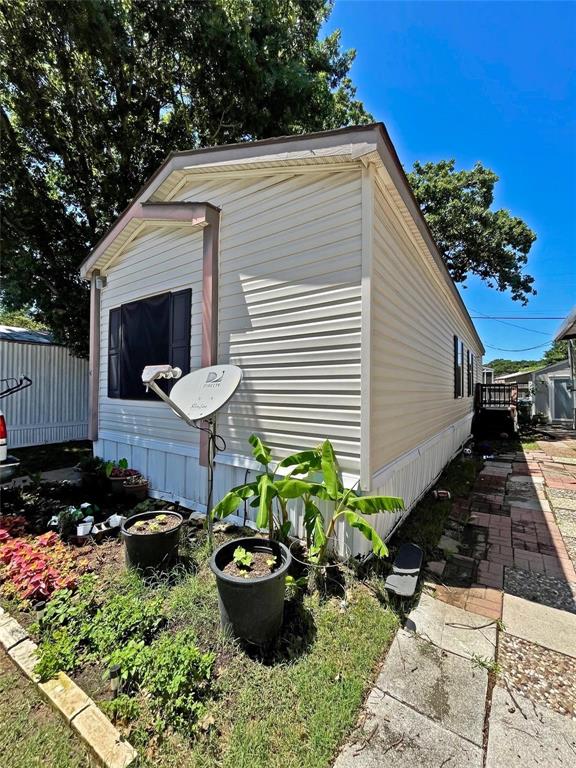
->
[108,290,191,400]
[454,336,466,399]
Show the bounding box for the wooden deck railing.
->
[474,383,518,410]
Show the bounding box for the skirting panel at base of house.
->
[95,413,472,557]
[10,422,88,449]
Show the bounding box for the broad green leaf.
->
[118,458,129,470]
[321,440,340,499]
[313,513,327,549]
[279,520,292,540]
[211,491,243,519]
[275,478,316,499]
[303,499,321,538]
[278,450,322,471]
[256,474,276,529]
[343,511,388,558]
[248,434,272,467]
[346,495,404,515]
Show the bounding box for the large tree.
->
[0,0,370,356]
[407,160,536,304]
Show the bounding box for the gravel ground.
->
[554,508,576,537]
[498,633,576,720]
[564,536,576,565]
[504,566,576,613]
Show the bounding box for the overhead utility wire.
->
[483,340,554,352]
[469,309,552,335]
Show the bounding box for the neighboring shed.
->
[554,306,576,429]
[0,326,88,448]
[79,122,484,554]
[533,359,573,424]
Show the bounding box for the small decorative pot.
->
[76,521,93,537]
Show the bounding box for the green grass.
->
[11,440,92,475]
[0,650,88,768]
[137,571,399,768]
[26,537,399,768]
[390,455,482,556]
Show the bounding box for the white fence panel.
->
[0,341,88,448]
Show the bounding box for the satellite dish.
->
[169,365,243,422]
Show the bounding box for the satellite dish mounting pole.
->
[205,415,216,549]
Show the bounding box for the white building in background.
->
[0,326,88,448]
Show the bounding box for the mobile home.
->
[80,123,484,553]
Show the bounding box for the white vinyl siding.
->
[98,226,204,445]
[370,172,482,474]
[99,170,363,472]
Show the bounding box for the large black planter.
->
[121,511,183,572]
[210,537,291,646]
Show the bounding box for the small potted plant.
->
[58,502,98,539]
[104,458,143,494]
[122,473,149,501]
[210,434,403,645]
[121,511,183,572]
[76,455,107,490]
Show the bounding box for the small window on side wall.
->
[467,351,475,397]
[454,335,465,398]
[108,289,191,400]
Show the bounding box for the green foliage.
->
[88,592,164,657]
[212,435,403,564]
[232,546,254,569]
[0,305,47,331]
[0,0,370,355]
[138,630,214,732]
[542,340,568,366]
[407,159,536,303]
[100,694,141,724]
[486,340,569,378]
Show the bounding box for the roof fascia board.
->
[80,201,216,278]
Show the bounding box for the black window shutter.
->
[169,289,192,377]
[108,307,122,398]
[453,335,459,398]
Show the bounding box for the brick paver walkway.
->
[429,442,576,620]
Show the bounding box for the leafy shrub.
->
[0,531,90,602]
[140,630,214,732]
[89,592,164,656]
[101,694,141,724]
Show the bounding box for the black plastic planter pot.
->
[121,511,183,573]
[210,537,292,646]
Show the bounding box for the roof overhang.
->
[555,306,576,341]
[80,202,219,278]
[78,123,483,353]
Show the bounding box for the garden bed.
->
[1,483,400,768]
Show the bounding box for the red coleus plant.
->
[0,530,90,602]
[0,515,28,537]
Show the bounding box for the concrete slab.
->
[502,593,576,658]
[405,593,497,661]
[39,672,92,723]
[486,685,576,768]
[377,629,488,746]
[8,638,40,681]
[0,615,28,651]
[333,693,483,768]
[72,703,138,768]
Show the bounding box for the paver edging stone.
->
[0,609,138,768]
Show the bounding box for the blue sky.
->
[324,0,576,361]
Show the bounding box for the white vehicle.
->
[0,377,32,481]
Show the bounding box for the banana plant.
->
[211,435,404,563]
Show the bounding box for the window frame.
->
[107,289,191,401]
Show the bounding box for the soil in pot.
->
[223,550,278,579]
[125,514,179,536]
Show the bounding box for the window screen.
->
[108,289,191,400]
